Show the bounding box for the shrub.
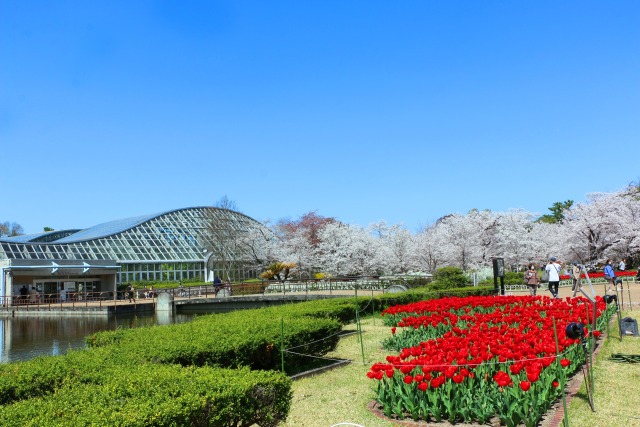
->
[430,267,469,289]
[0,365,291,427]
[477,271,526,286]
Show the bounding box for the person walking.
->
[545,257,562,298]
[126,283,136,303]
[571,262,582,297]
[604,259,617,292]
[524,264,540,296]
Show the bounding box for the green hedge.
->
[86,309,343,371]
[0,365,291,427]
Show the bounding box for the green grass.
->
[282,317,394,427]
[565,309,640,427]
[282,310,640,427]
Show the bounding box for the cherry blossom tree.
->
[432,213,483,270]
[413,224,448,272]
[368,221,415,274]
[315,222,389,276]
[265,187,640,275]
[560,191,640,263]
[494,209,537,269]
[275,211,336,246]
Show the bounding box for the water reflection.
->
[0,313,195,364]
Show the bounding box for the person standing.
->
[546,257,562,298]
[619,259,626,271]
[524,264,540,296]
[29,287,38,303]
[126,283,136,303]
[604,259,617,292]
[571,263,582,297]
[19,285,28,303]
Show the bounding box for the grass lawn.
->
[281,309,640,427]
[565,308,640,427]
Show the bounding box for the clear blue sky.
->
[2,1,639,235]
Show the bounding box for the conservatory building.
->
[0,207,269,303]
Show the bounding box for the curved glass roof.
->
[0,207,270,264]
[54,213,161,243]
[1,233,52,243]
[1,230,82,243]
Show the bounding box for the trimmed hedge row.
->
[0,365,291,427]
[86,310,343,370]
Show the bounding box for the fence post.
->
[355,303,365,364]
[281,317,285,373]
[552,317,569,427]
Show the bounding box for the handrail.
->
[2,289,160,310]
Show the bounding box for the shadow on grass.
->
[285,329,358,378]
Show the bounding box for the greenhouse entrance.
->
[33,278,102,302]
[1,259,119,306]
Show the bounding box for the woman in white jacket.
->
[545,257,562,298]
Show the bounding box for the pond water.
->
[0,312,196,364]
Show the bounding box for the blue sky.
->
[2,1,639,235]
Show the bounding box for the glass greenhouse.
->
[0,207,270,286]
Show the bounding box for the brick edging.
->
[366,332,609,427]
[544,326,609,427]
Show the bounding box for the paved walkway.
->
[508,279,640,308]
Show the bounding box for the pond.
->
[0,312,196,364]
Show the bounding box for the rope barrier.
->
[285,330,345,351]
[283,350,351,363]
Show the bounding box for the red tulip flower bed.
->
[559,270,637,281]
[367,295,615,427]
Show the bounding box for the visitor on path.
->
[524,264,540,296]
[213,277,223,295]
[619,259,626,271]
[19,285,28,302]
[604,259,618,292]
[29,287,38,303]
[571,262,582,297]
[545,257,562,298]
[60,285,67,302]
[126,283,136,303]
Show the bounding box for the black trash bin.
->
[620,317,639,337]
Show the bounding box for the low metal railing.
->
[3,291,122,310]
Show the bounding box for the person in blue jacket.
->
[604,259,617,292]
